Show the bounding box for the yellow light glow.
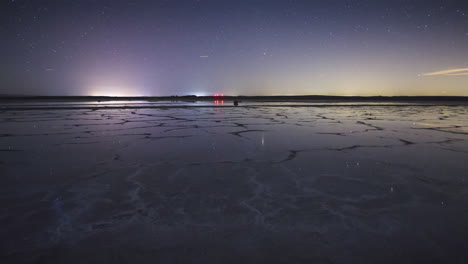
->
[423,68,468,76]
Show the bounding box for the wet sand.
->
[1,102,467,263]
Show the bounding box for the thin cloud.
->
[446,72,468,76]
[423,68,468,76]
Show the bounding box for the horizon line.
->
[1,95,467,98]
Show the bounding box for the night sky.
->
[1,0,467,96]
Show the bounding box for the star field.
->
[0,0,467,96]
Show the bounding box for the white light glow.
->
[88,86,141,97]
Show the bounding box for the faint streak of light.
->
[45,68,55,71]
[446,72,468,76]
[423,68,468,76]
[199,55,209,58]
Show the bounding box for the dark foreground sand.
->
[1,103,467,263]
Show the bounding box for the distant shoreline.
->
[1,95,467,111]
[1,95,467,103]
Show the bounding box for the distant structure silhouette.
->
[234,100,239,106]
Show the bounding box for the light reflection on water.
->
[1,99,467,110]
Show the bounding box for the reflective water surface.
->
[2,99,467,110]
[1,104,467,263]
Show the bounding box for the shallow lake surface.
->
[1,103,468,263]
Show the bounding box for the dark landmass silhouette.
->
[1,95,467,111]
[1,95,467,102]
